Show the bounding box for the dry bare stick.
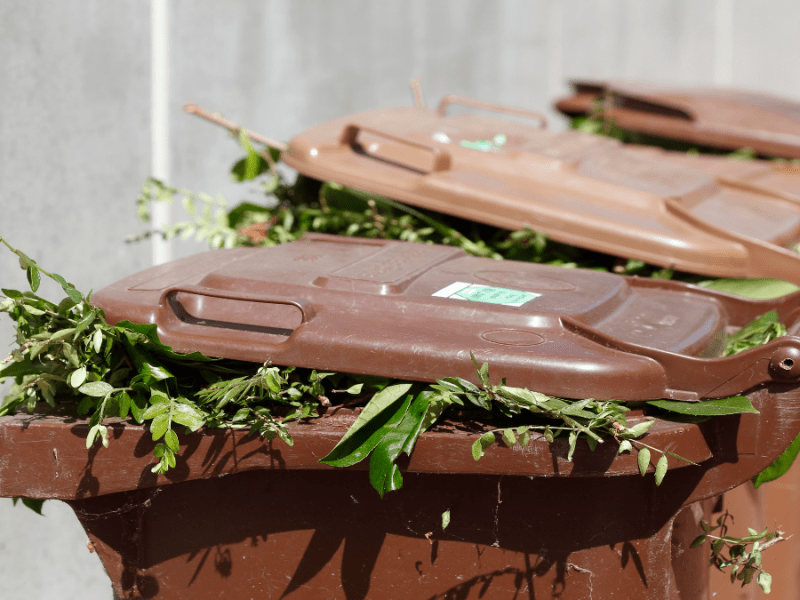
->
[183,103,288,173]
[409,78,426,109]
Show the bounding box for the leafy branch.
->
[691,512,788,594]
[0,236,82,302]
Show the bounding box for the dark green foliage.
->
[691,513,784,594]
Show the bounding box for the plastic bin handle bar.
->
[562,316,800,400]
[436,94,548,129]
[338,123,452,173]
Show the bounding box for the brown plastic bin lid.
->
[92,233,800,402]
[282,95,800,286]
[626,142,800,207]
[555,79,800,158]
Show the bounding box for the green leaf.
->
[319,383,413,467]
[368,453,403,498]
[711,538,725,555]
[501,429,516,448]
[50,328,76,342]
[648,396,758,417]
[230,150,274,183]
[365,390,431,494]
[92,329,103,354]
[742,566,756,585]
[78,381,114,398]
[753,429,800,489]
[478,361,490,386]
[86,424,105,449]
[171,403,205,431]
[264,370,282,394]
[654,453,668,485]
[117,392,131,419]
[690,535,707,548]
[129,393,148,424]
[518,428,530,448]
[19,498,45,515]
[226,201,271,229]
[736,528,771,544]
[567,430,578,461]
[441,509,451,531]
[0,358,43,378]
[700,278,798,299]
[142,402,168,420]
[74,310,97,335]
[638,447,651,476]
[618,440,633,454]
[758,571,772,594]
[472,432,495,461]
[26,266,41,292]
[22,304,45,316]
[164,429,180,452]
[345,383,364,395]
[620,419,656,439]
[500,386,549,407]
[116,321,215,363]
[723,311,786,357]
[50,274,83,303]
[62,343,80,368]
[150,413,169,441]
[69,367,87,389]
[16,253,32,270]
[123,344,174,381]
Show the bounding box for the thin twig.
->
[183,102,289,153]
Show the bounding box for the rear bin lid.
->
[282,95,800,286]
[92,233,800,402]
[555,79,800,158]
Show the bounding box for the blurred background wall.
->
[1,1,799,597]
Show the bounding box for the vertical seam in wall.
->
[713,0,734,85]
[151,0,171,266]
[546,0,564,129]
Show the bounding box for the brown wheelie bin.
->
[3,234,800,599]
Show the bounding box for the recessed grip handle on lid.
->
[437,94,548,129]
[339,124,452,173]
[160,286,314,321]
[157,285,314,346]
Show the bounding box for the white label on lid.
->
[432,282,540,307]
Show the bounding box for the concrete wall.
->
[2,1,799,597]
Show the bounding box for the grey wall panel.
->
[561,0,717,87]
[0,1,151,292]
[0,2,150,598]
[0,499,112,600]
[731,0,800,99]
